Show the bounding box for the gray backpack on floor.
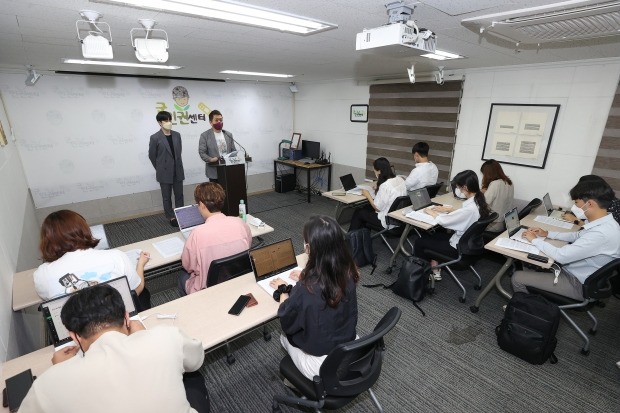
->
[345,228,377,274]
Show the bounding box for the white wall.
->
[293,79,370,186]
[0,94,41,365]
[453,59,620,206]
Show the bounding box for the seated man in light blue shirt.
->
[512,180,620,300]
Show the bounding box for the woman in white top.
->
[34,210,151,306]
[413,170,492,280]
[480,159,514,233]
[349,157,407,231]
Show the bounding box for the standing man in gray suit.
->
[149,111,185,227]
[198,109,236,183]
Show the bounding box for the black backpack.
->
[496,292,560,364]
[365,257,431,316]
[345,228,377,274]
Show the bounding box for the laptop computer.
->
[174,204,205,239]
[543,193,565,219]
[40,276,138,351]
[249,239,302,296]
[403,188,441,215]
[504,207,533,244]
[339,174,375,197]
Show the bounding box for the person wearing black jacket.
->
[269,215,359,379]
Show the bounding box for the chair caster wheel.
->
[470,306,479,313]
[580,349,590,356]
[264,332,272,341]
[595,300,605,308]
[226,354,236,365]
[272,402,283,413]
[589,328,597,336]
[459,297,466,303]
[428,288,435,295]
[474,285,481,290]
[385,266,393,274]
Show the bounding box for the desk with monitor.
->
[11,215,274,311]
[1,253,309,410]
[273,159,332,203]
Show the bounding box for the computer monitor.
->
[302,140,320,160]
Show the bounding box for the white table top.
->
[12,215,273,311]
[387,192,464,230]
[1,253,309,403]
[322,190,367,204]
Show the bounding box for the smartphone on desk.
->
[228,295,251,315]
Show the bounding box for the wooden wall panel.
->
[593,84,620,197]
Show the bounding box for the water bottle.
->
[239,199,247,222]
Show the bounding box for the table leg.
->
[470,257,513,313]
[273,161,277,189]
[307,168,311,203]
[327,165,332,191]
[389,224,412,268]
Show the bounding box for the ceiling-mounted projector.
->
[355,1,436,56]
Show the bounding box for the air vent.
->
[462,0,620,44]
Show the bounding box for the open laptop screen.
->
[504,207,520,235]
[543,193,554,214]
[174,204,204,231]
[408,188,433,211]
[249,239,298,281]
[41,276,137,347]
[339,174,357,191]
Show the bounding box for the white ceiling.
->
[1,0,619,83]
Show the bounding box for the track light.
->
[289,83,298,93]
[25,66,41,86]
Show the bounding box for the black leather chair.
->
[527,258,620,355]
[368,195,413,255]
[423,212,498,303]
[518,198,543,220]
[272,307,402,413]
[425,182,443,198]
[205,250,252,288]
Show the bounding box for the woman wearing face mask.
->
[414,170,492,280]
[268,215,359,380]
[198,109,236,183]
[348,157,407,232]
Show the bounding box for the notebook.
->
[339,174,375,197]
[504,207,537,245]
[40,276,138,351]
[543,193,565,220]
[174,204,205,239]
[249,239,302,296]
[402,187,441,215]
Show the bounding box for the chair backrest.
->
[205,250,252,288]
[457,212,499,256]
[425,182,443,198]
[518,198,542,220]
[385,195,412,227]
[583,258,620,300]
[318,307,401,397]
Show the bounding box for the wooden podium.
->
[216,163,248,217]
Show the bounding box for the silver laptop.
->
[504,207,532,245]
[403,188,441,215]
[174,204,205,239]
[543,193,565,219]
[249,239,300,295]
[40,276,138,351]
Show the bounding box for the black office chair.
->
[272,307,402,413]
[423,212,498,303]
[518,198,543,220]
[425,182,443,198]
[205,250,252,288]
[131,287,151,311]
[369,195,413,255]
[527,258,620,355]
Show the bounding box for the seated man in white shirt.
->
[20,284,209,413]
[403,142,439,191]
[513,180,620,300]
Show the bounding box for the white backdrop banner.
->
[0,74,293,208]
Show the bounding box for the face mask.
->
[161,121,172,131]
[454,187,466,199]
[571,203,588,220]
[213,121,223,131]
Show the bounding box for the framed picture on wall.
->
[350,104,368,122]
[481,103,560,169]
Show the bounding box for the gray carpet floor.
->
[104,190,620,413]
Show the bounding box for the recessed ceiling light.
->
[421,50,465,60]
[62,58,182,69]
[93,0,337,35]
[220,70,294,78]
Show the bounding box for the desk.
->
[11,215,274,311]
[274,159,332,203]
[470,214,579,313]
[386,193,464,268]
[322,190,368,224]
[1,253,309,407]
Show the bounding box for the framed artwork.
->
[350,104,369,122]
[482,103,560,169]
[0,120,7,146]
[290,132,301,150]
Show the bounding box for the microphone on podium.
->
[230,136,252,162]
